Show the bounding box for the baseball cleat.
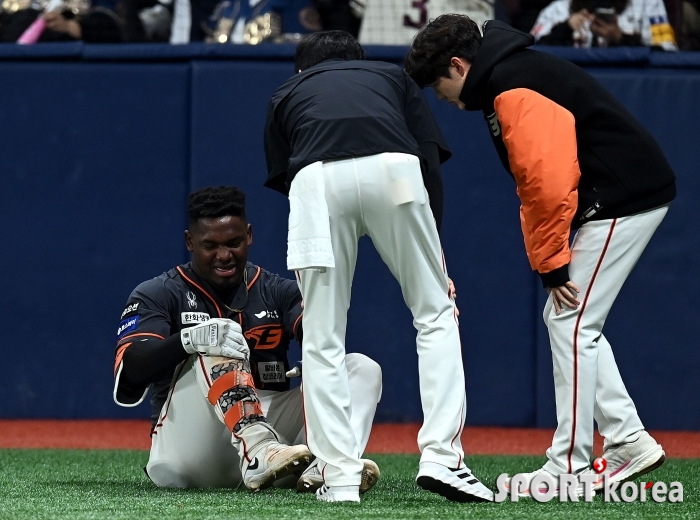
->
[243,443,312,491]
[297,458,380,494]
[416,461,494,502]
[316,484,360,503]
[581,431,666,491]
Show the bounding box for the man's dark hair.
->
[294,30,366,72]
[404,14,482,88]
[187,185,246,225]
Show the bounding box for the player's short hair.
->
[187,185,247,226]
[294,30,366,72]
[404,14,482,88]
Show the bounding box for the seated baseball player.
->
[112,185,383,492]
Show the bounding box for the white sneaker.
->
[297,458,380,494]
[316,484,360,503]
[243,442,311,491]
[504,467,595,498]
[581,431,666,491]
[416,461,494,502]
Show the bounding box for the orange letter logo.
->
[244,325,284,350]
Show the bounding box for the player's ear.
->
[247,223,253,246]
[185,229,194,252]
[451,57,470,78]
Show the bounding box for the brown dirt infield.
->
[0,420,698,458]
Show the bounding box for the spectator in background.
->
[166,0,320,43]
[357,0,494,45]
[505,0,557,32]
[681,0,700,48]
[116,0,171,41]
[531,0,677,48]
[0,0,123,41]
[312,0,361,37]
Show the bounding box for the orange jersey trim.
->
[176,266,223,318]
[114,342,132,375]
[117,332,165,346]
[292,312,303,338]
[247,266,261,290]
[494,88,580,274]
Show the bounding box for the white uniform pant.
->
[146,353,382,488]
[294,153,467,487]
[543,205,669,475]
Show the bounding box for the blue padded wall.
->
[0,47,698,430]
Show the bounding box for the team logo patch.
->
[258,361,286,383]
[245,324,284,350]
[186,291,198,309]
[117,316,139,338]
[181,312,210,324]
[121,302,139,319]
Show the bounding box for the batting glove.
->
[181,318,249,360]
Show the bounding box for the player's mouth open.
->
[214,266,236,277]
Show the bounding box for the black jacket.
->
[264,59,451,230]
[460,21,676,286]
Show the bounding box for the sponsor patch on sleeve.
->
[121,302,139,319]
[181,312,210,324]
[257,361,286,383]
[117,316,140,338]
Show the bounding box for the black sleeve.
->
[536,22,575,45]
[120,334,189,388]
[263,100,294,195]
[114,281,176,405]
[403,74,447,233]
[418,140,444,233]
[403,73,452,164]
[270,275,304,344]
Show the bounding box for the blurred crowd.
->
[0,0,697,49]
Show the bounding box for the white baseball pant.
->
[294,152,467,487]
[542,204,669,475]
[146,352,381,488]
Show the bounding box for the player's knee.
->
[346,353,383,401]
[146,461,192,488]
[147,459,243,489]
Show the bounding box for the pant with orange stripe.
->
[294,153,467,487]
[145,352,381,488]
[542,204,669,475]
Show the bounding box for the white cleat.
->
[297,458,380,494]
[243,443,311,491]
[316,484,360,503]
[416,461,494,502]
[581,431,666,491]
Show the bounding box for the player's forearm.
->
[120,334,190,388]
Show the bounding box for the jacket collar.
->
[459,21,535,111]
[177,262,260,316]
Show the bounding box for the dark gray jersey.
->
[114,262,303,424]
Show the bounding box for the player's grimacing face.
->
[186,216,252,288]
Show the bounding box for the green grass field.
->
[0,450,696,519]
